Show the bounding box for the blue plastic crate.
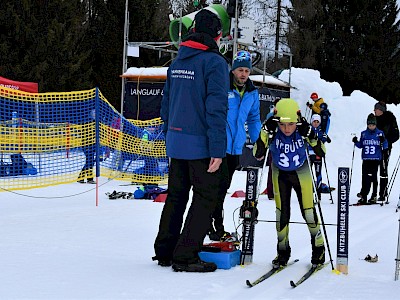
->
[198,250,241,270]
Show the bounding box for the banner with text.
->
[337,167,350,274]
[0,76,38,93]
[124,81,164,120]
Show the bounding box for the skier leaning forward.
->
[253,98,325,267]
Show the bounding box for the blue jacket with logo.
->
[226,74,261,155]
[161,38,229,159]
[354,127,388,160]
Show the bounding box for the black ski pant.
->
[272,162,324,254]
[309,154,323,200]
[372,149,390,198]
[360,160,380,200]
[79,145,95,180]
[154,157,228,264]
[209,154,236,234]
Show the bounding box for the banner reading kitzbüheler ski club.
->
[337,167,350,274]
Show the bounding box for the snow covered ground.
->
[1,68,400,299]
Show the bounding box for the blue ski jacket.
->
[354,127,388,160]
[226,73,261,155]
[160,38,229,159]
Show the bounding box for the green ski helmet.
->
[274,98,300,123]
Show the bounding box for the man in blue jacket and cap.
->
[209,50,261,241]
[153,9,229,272]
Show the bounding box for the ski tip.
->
[246,280,253,288]
[290,280,296,288]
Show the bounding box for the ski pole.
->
[395,197,400,280]
[305,149,335,270]
[305,104,312,122]
[349,134,357,189]
[379,157,389,206]
[256,148,269,202]
[323,157,334,204]
[383,154,400,205]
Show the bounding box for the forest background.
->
[1,0,400,111]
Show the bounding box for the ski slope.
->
[0,68,399,299]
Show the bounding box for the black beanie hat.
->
[193,9,222,39]
[374,102,387,112]
[367,113,377,125]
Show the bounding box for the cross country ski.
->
[290,263,328,288]
[246,259,299,287]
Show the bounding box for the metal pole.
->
[274,0,281,62]
[323,157,334,204]
[233,0,239,55]
[178,8,183,46]
[395,195,400,280]
[120,0,129,116]
[306,148,335,270]
[262,47,267,87]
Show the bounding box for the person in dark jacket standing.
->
[373,101,399,202]
[319,102,331,134]
[153,9,229,273]
[208,50,261,241]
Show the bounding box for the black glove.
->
[379,135,385,144]
[254,136,267,159]
[262,116,278,135]
[323,133,331,143]
[306,102,313,109]
[297,117,315,139]
[352,136,358,143]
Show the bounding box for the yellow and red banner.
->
[0,76,38,93]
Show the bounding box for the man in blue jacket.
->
[153,9,229,272]
[209,50,261,241]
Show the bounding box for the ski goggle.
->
[233,50,251,62]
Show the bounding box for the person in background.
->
[253,98,325,267]
[307,92,325,115]
[153,9,229,273]
[77,109,96,184]
[208,50,261,241]
[353,113,388,204]
[373,101,399,202]
[319,102,331,134]
[308,114,330,201]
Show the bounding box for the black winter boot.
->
[172,260,217,272]
[311,245,325,265]
[272,248,291,267]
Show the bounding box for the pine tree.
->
[0,0,92,92]
[288,0,400,103]
[286,0,324,68]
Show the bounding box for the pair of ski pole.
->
[305,148,335,271]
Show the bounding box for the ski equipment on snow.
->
[246,259,299,287]
[364,254,378,263]
[350,202,380,206]
[106,191,133,199]
[290,263,328,288]
[240,166,260,265]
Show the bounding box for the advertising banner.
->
[0,76,38,93]
[337,167,350,274]
[124,81,164,120]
